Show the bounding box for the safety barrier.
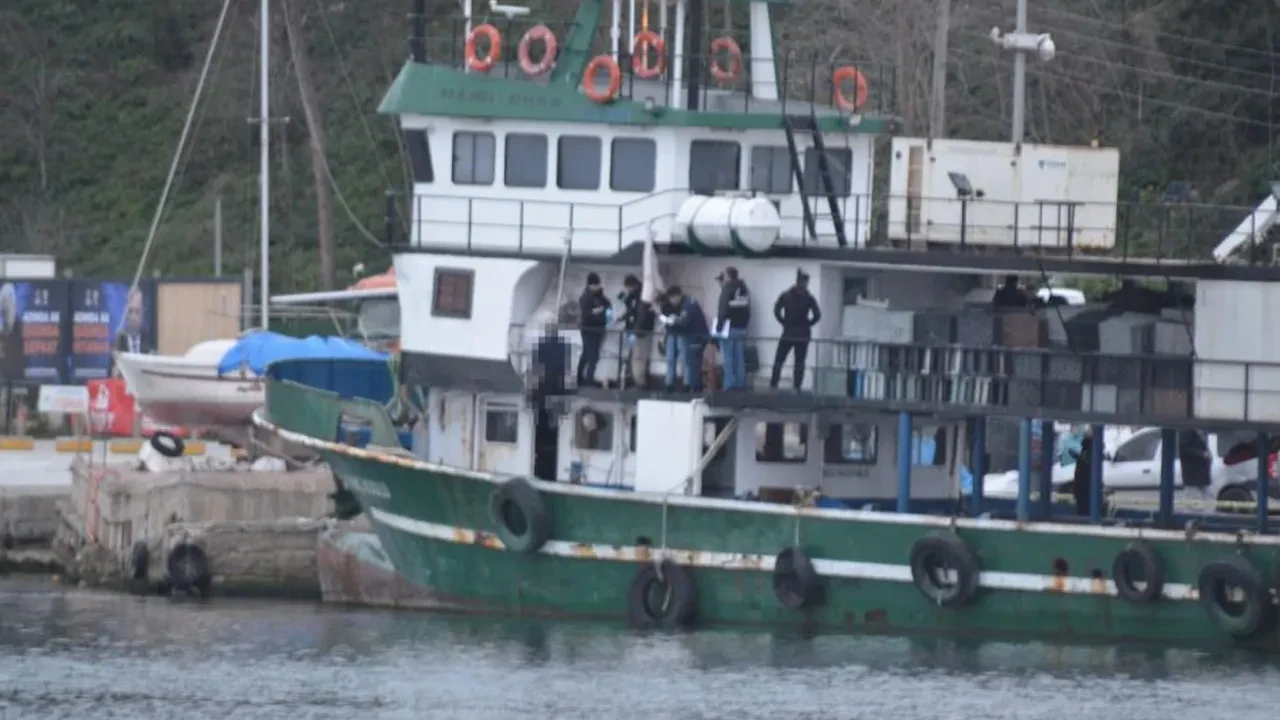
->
[0,436,208,455]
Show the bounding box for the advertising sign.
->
[37,384,90,414]
[87,378,189,438]
[69,280,154,381]
[0,280,66,383]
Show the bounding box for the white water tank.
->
[672,196,782,256]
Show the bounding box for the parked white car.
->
[983,428,1273,513]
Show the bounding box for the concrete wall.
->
[0,485,67,544]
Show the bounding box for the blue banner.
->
[69,280,154,382]
[0,280,66,383]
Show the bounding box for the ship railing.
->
[507,324,1280,429]
[409,16,896,116]
[400,190,1271,268]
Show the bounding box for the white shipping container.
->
[1193,280,1280,422]
[886,138,1120,249]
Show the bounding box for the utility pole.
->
[213,192,223,277]
[990,0,1055,144]
[928,0,951,139]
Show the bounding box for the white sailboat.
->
[115,0,273,428]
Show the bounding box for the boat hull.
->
[116,352,264,427]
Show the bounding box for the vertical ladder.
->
[782,114,849,248]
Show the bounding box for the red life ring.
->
[582,54,622,104]
[832,66,869,112]
[709,36,742,84]
[632,30,666,79]
[465,24,502,72]
[518,25,558,76]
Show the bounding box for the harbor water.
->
[3,577,1280,719]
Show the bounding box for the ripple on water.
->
[3,578,1280,719]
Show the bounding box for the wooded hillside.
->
[1,0,1277,292]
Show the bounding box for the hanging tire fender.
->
[772,546,821,611]
[908,531,981,607]
[1111,540,1165,603]
[488,478,552,553]
[1198,555,1270,638]
[165,542,212,599]
[627,560,698,630]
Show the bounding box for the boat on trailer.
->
[258,0,1280,648]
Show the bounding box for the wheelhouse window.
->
[504,133,548,188]
[357,298,400,341]
[755,421,808,463]
[484,407,520,444]
[611,138,657,192]
[824,423,877,464]
[749,146,792,194]
[802,147,852,197]
[573,407,614,451]
[452,131,495,185]
[404,129,433,183]
[431,268,474,319]
[557,136,602,190]
[689,140,740,195]
[911,426,947,466]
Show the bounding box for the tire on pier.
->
[165,542,213,599]
[1198,555,1270,638]
[488,478,551,554]
[772,546,821,610]
[627,560,698,630]
[1111,540,1165,603]
[908,531,980,608]
[150,431,185,459]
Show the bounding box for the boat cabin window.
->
[505,133,549,188]
[749,146,792,194]
[611,138,657,193]
[824,423,877,464]
[431,268,474,319]
[557,136,602,190]
[357,298,400,340]
[755,421,808,463]
[484,406,520,444]
[452,132,495,186]
[689,140,741,195]
[404,129,433,183]
[911,426,947,466]
[802,147,853,197]
[573,408,614,451]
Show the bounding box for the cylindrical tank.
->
[672,196,782,256]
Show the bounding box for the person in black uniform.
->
[618,274,655,388]
[770,269,821,390]
[577,272,611,387]
[991,275,1030,309]
[716,266,751,390]
[1070,428,1094,516]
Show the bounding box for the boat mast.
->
[258,0,271,329]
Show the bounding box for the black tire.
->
[627,560,698,630]
[909,531,980,607]
[165,542,212,599]
[1198,555,1269,638]
[130,540,150,581]
[150,432,185,459]
[772,546,821,610]
[488,478,551,553]
[1111,540,1165,604]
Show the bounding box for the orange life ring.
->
[832,66,869,112]
[517,25,558,76]
[582,54,622,104]
[709,36,742,84]
[465,24,501,72]
[632,30,666,79]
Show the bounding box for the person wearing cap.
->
[658,285,708,392]
[577,272,611,387]
[770,269,822,390]
[715,266,751,390]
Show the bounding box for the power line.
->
[1034,6,1280,62]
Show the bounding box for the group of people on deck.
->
[566,267,822,393]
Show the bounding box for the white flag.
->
[640,226,665,304]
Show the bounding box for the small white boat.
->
[115,339,264,428]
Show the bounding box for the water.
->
[3,577,1280,720]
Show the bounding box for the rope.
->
[122,0,234,336]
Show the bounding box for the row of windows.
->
[450,131,854,197]
[754,422,949,466]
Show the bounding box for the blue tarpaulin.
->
[218,331,387,376]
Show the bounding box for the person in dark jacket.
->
[770,270,821,390]
[1070,427,1095,516]
[532,320,569,399]
[992,275,1030,309]
[618,274,656,388]
[1178,430,1213,500]
[577,272,611,387]
[661,285,709,392]
[716,266,751,390]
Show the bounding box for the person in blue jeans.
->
[661,285,708,392]
[715,266,751,389]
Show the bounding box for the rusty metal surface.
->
[317,528,453,610]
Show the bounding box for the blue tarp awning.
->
[217,330,387,376]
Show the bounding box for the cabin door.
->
[477,396,529,475]
[430,390,474,469]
